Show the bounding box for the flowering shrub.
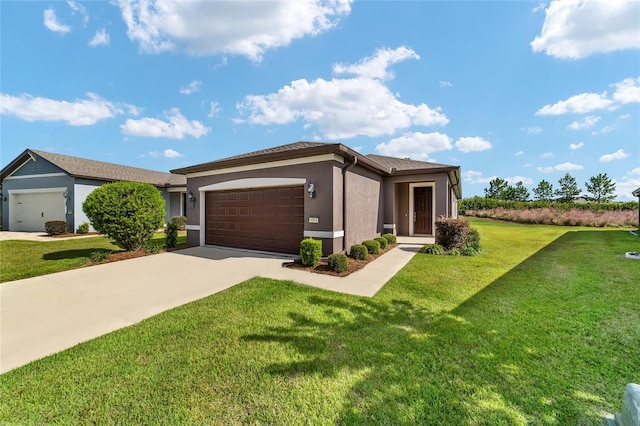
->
[464,207,638,228]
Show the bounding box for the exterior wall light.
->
[188,191,196,208]
[308,182,316,199]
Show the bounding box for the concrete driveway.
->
[0,244,419,374]
[0,231,97,242]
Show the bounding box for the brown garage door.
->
[205,186,304,254]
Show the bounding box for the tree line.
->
[484,173,617,203]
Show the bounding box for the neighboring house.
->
[172,141,462,255]
[1,149,187,232]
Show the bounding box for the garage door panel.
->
[205,186,304,254]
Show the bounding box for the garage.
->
[205,185,304,254]
[10,191,67,232]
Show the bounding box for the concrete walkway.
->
[0,231,97,242]
[0,244,420,374]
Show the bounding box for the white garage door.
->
[11,192,66,232]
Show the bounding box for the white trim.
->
[383,223,396,229]
[5,173,66,180]
[199,190,205,246]
[199,178,306,192]
[186,154,344,178]
[408,182,436,236]
[8,187,67,194]
[167,186,186,193]
[303,230,344,239]
[185,224,200,231]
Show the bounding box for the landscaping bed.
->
[285,243,398,276]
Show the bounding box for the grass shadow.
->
[42,248,113,261]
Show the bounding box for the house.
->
[171,141,461,255]
[1,149,187,232]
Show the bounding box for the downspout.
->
[342,156,358,252]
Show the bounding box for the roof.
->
[633,188,640,197]
[1,149,186,187]
[365,154,455,172]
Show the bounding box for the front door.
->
[414,186,433,234]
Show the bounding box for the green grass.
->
[0,232,187,283]
[1,220,638,424]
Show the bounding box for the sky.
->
[1,0,639,200]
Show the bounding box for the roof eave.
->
[0,149,38,180]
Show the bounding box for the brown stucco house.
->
[172,141,462,255]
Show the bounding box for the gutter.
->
[342,156,358,253]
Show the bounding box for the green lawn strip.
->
[0,232,186,283]
[1,222,638,424]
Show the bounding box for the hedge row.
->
[459,196,638,214]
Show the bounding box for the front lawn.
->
[0,232,187,283]
[1,220,638,424]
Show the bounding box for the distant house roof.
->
[1,149,186,187]
[633,187,640,197]
[171,141,462,198]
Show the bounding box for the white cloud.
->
[163,148,184,158]
[515,151,524,156]
[629,167,640,176]
[333,46,418,80]
[67,0,89,26]
[592,125,614,135]
[0,92,122,125]
[375,132,452,161]
[531,0,640,59]
[237,47,448,139]
[439,81,452,87]
[207,101,221,118]
[536,92,613,116]
[612,76,640,104]
[89,29,110,47]
[599,149,630,163]
[522,126,542,135]
[536,166,554,173]
[569,142,584,150]
[454,136,492,153]
[180,80,201,95]
[117,0,351,61]
[537,162,584,172]
[567,115,600,130]
[506,176,534,185]
[615,176,640,201]
[44,8,71,33]
[121,108,210,139]
[619,113,631,119]
[462,170,495,185]
[541,152,555,158]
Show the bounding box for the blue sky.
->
[1,0,639,200]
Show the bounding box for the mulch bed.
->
[93,244,196,264]
[285,244,398,277]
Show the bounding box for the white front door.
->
[11,191,66,232]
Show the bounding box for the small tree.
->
[83,181,165,251]
[513,181,530,202]
[533,179,554,201]
[484,177,509,200]
[555,173,582,203]
[585,173,616,203]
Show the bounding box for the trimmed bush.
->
[171,215,187,230]
[300,238,322,267]
[44,221,69,236]
[165,222,178,248]
[467,228,481,250]
[362,240,381,255]
[375,236,388,249]
[77,222,90,234]
[83,181,165,251]
[435,217,471,250]
[327,253,348,273]
[382,233,397,244]
[349,244,368,260]
[419,244,445,255]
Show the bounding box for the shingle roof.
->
[219,141,330,162]
[2,149,186,187]
[365,154,454,172]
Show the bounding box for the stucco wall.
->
[344,165,383,250]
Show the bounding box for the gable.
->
[8,156,66,178]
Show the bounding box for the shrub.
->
[467,228,481,250]
[461,246,479,256]
[89,250,110,263]
[171,215,187,231]
[448,248,461,256]
[327,253,348,273]
[143,240,164,253]
[300,238,322,267]
[382,233,397,244]
[419,244,444,255]
[435,217,470,250]
[349,244,368,260]
[165,222,178,248]
[77,222,90,234]
[375,236,388,249]
[83,181,165,251]
[362,239,381,255]
[44,221,69,235]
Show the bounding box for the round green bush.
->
[77,222,90,234]
[327,253,348,273]
[165,222,178,248]
[362,240,381,255]
[382,233,397,244]
[300,238,322,267]
[374,236,388,249]
[83,181,165,251]
[349,244,368,260]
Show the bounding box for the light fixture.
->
[307,182,316,199]
[63,191,68,198]
[188,191,196,208]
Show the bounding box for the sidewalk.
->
[0,244,419,374]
